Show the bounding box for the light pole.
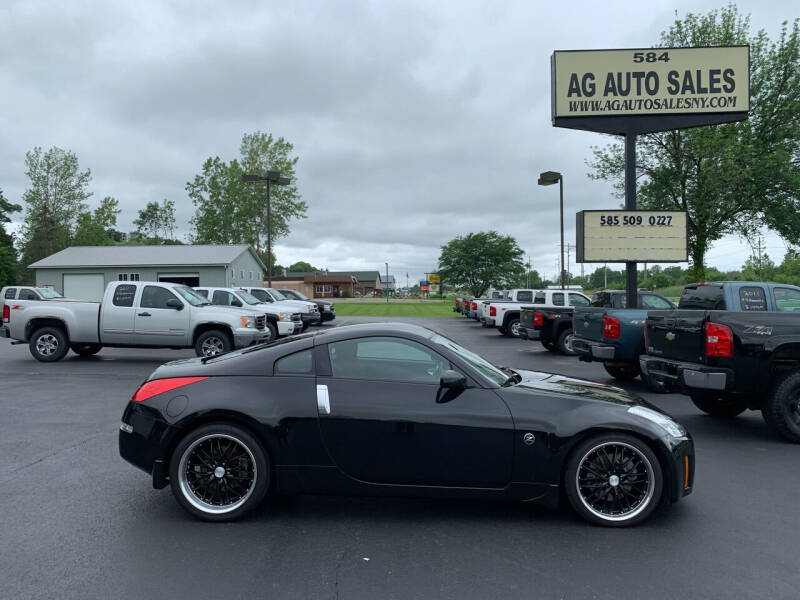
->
[385,262,389,303]
[538,171,564,290]
[242,171,291,287]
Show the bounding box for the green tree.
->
[0,188,21,287]
[287,261,316,272]
[73,197,121,246]
[589,7,800,280]
[19,146,92,271]
[134,199,176,242]
[188,132,306,254]
[438,231,525,297]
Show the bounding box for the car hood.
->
[197,305,260,319]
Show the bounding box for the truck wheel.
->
[556,329,576,356]
[762,371,800,442]
[195,330,233,358]
[603,363,641,380]
[541,340,558,353]
[265,321,277,341]
[29,327,70,362]
[504,318,521,338]
[70,343,102,357]
[690,392,748,417]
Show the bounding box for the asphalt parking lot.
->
[2,316,799,599]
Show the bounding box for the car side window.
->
[212,290,237,306]
[641,294,672,310]
[569,293,590,307]
[739,286,767,311]
[774,287,800,312]
[533,292,546,304]
[5,288,17,299]
[552,293,564,306]
[113,284,137,307]
[250,289,271,302]
[19,289,38,300]
[140,286,179,309]
[328,337,450,383]
[274,349,314,375]
[517,290,533,302]
[195,289,209,298]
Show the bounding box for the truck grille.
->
[291,313,302,322]
[255,315,266,330]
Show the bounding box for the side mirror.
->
[166,298,183,310]
[232,299,243,307]
[440,370,467,389]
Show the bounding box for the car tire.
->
[556,329,576,356]
[498,327,507,335]
[565,432,663,527]
[505,318,521,338]
[70,343,102,357]
[195,330,233,358]
[761,371,800,442]
[690,392,748,417]
[265,321,278,341]
[541,340,558,353]
[301,322,309,332]
[29,327,70,362]
[170,423,270,522]
[603,362,641,380]
[643,373,669,394]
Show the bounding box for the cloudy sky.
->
[1,0,795,285]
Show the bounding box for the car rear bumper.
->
[640,356,732,392]
[572,338,616,361]
[518,326,540,340]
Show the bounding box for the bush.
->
[341,290,351,298]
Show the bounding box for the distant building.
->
[270,272,356,298]
[29,244,266,301]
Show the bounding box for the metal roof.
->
[29,244,262,269]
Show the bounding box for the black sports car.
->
[119,323,694,526]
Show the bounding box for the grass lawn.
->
[334,301,457,317]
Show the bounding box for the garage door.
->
[63,274,105,301]
[158,273,200,287]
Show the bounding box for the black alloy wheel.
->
[195,330,233,358]
[29,327,70,362]
[71,343,102,357]
[565,433,663,526]
[690,392,748,418]
[762,371,800,443]
[170,423,270,521]
[557,329,576,356]
[603,362,641,380]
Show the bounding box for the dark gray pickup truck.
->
[640,284,800,442]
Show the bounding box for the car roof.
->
[309,322,435,345]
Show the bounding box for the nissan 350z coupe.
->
[119,323,694,526]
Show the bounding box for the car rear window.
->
[679,285,725,309]
[4,288,16,299]
[591,292,611,307]
[534,292,546,304]
[516,290,533,303]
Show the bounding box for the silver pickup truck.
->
[1,281,269,362]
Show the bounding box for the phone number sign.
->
[576,210,688,262]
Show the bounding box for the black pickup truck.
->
[640,310,800,442]
[520,307,576,354]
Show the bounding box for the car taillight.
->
[603,315,621,339]
[705,321,733,358]
[490,306,497,317]
[472,302,477,310]
[2,304,9,323]
[132,376,209,403]
[533,312,543,327]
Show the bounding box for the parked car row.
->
[0,281,335,362]
[456,281,800,443]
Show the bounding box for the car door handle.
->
[137,312,151,317]
[316,384,330,415]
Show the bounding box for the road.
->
[1,316,798,599]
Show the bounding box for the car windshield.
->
[267,288,287,301]
[37,288,63,299]
[174,286,210,306]
[237,290,264,305]
[284,289,309,300]
[429,333,510,386]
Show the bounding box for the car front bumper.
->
[640,356,732,392]
[301,313,322,325]
[572,337,616,361]
[233,328,271,348]
[320,310,335,321]
[277,321,297,336]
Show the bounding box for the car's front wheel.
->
[565,433,663,526]
[541,340,558,352]
[195,330,233,358]
[690,392,748,417]
[170,423,270,521]
[264,321,277,341]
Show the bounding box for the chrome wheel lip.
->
[200,336,225,356]
[36,334,59,356]
[575,441,655,522]
[178,433,257,515]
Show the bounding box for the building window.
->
[315,284,332,294]
[249,271,253,280]
[231,268,235,279]
[240,270,244,279]
[118,273,140,281]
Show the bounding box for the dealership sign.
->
[552,46,749,134]
[576,210,688,263]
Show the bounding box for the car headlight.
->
[628,406,686,438]
[240,316,256,328]
[306,306,313,313]
[279,312,290,321]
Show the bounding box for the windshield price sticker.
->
[552,46,749,118]
[577,210,688,263]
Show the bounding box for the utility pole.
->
[242,171,290,288]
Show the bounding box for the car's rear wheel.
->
[195,330,233,358]
[505,318,521,338]
[761,371,800,442]
[690,392,748,417]
[70,343,102,357]
[541,340,558,352]
[170,423,270,521]
[556,329,576,355]
[565,433,663,527]
[29,327,70,362]
[603,362,641,380]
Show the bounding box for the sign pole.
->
[624,132,638,309]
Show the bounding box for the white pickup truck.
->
[194,286,303,340]
[238,287,321,330]
[0,281,270,362]
[482,289,591,338]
